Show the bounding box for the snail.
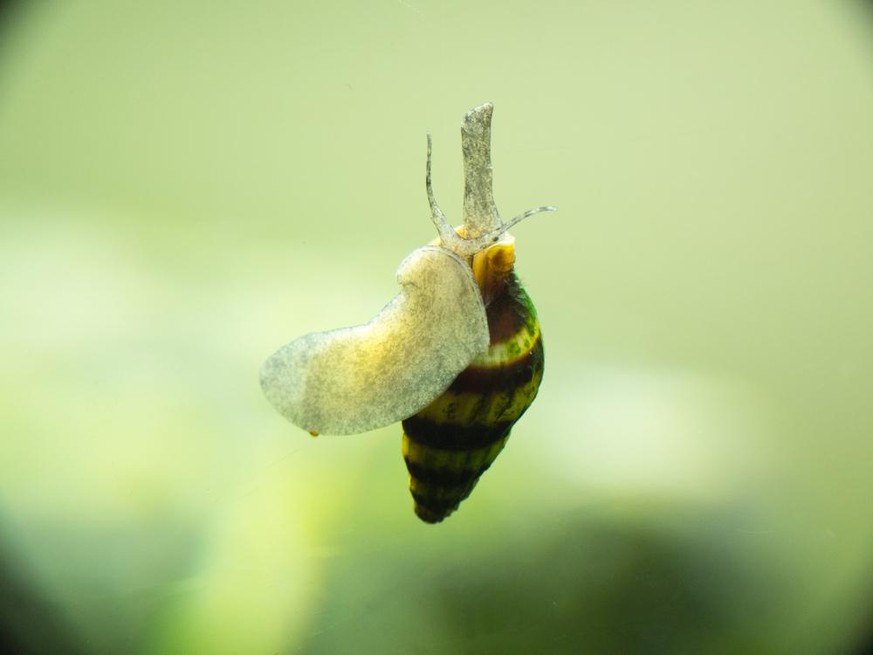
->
[260,103,554,522]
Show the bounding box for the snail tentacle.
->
[427,133,555,258]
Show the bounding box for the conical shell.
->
[402,240,544,523]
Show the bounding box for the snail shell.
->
[401,236,544,523]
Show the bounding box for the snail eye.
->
[260,246,489,436]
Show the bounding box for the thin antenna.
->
[426,133,456,245]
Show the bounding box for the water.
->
[1,2,873,653]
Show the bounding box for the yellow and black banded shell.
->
[402,238,544,523]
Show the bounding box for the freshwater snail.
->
[260,103,554,522]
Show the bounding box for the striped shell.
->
[402,237,544,523]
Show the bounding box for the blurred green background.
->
[1,1,873,653]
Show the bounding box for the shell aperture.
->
[260,246,489,436]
